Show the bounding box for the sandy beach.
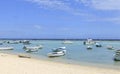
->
[0,53,120,74]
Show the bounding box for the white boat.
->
[47,47,66,57]
[114,50,120,61]
[7,41,19,44]
[47,51,66,57]
[95,43,102,47]
[22,40,31,44]
[23,45,43,52]
[52,47,66,51]
[107,45,114,50]
[87,46,92,49]
[83,38,95,45]
[62,40,73,44]
[0,47,14,50]
[25,48,38,52]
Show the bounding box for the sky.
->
[0,0,120,39]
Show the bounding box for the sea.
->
[0,40,120,69]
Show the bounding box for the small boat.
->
[95,43,102,47]
[18,54,31,58]
[87,46,92,49]
[47,47,66,57]
[0,47,14,50]
[23,45,43,52]
[62,40,73,44]
[52,47,66,51]
[7,41,19,44]
[107,45,114,50]
[114,50,120,61]
[22,40,31,44]
[83,38,95,45]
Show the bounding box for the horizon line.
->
[0,38,120,41]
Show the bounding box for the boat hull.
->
[114,55,120,61]
[47,53,65,57]
[114,50,120,61]
[0,47,14,50]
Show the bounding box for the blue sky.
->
[0,0,120,39]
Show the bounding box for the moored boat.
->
[95,43,102,47]
[107,45,114,50]
[22,40,31,44]
[47,47,66,57]
[114,50,120,61]
[87,46,92,49]
[7,41,19,44]
[83,38,95,45]
[0,47,14,50]
[62,40,73,44]
[23,45,43,52]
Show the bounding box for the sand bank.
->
[0,53,120,74]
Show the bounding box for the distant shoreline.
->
[0,38,120,41]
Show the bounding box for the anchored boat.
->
[0,47,14,50]
[62,40,73,44]
[114,50,120,61]
[23,45,43,52]
[47,47,66,57]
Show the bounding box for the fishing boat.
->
[114,50,120,61]
[23,45,43,52]
[47,47,66,57]
[0,47,14,50]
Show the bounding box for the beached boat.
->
[23,45,43,52]
[47,47,66,57]
[0,47,14,50]
[18,54,31,58]
[114,50,120,61]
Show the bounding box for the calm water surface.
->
[1,40,120,68]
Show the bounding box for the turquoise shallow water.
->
[1,40,120,68]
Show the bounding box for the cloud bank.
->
[79,0,120,10]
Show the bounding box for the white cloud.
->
[26,0,70,10]
[79,0,120,10]
[25,0,88,16]
[25,0,120,24]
